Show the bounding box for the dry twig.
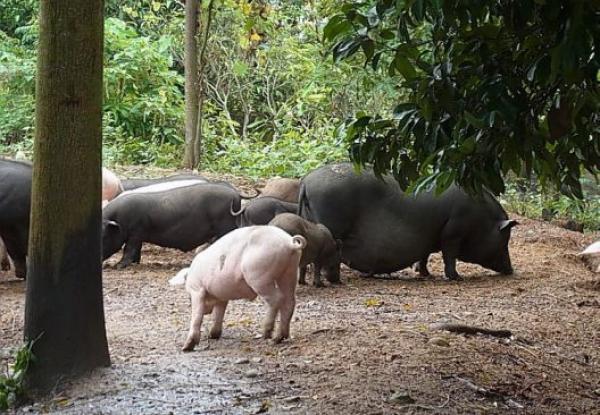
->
[430,323,512,338]
[397,394,451,411]
[454,376,523,408]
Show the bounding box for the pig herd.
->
[4,157,590,351]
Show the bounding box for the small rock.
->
[428,337,450,347]
[245,369,259,378]
[594,388,600,396]
[251,357,262,363]
[282,396,302,403]
[235,357,250,364]
[388,391,415,404]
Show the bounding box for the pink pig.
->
[102,167,124,206]
[579,240,600,273]
[170,225,306,351]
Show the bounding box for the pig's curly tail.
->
[291,235,307,250]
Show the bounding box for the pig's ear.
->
[499,219,518,231]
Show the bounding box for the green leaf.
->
[232,60,248,77]
[464,111,486,129]
[323,15,352,41]
[394,55,416,80]
[460,136,476,154]
[379,29,396,40]
[353,116,372,128]
[372,51,383,70]
[361,38,375,62]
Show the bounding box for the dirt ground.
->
[1,171,599,414]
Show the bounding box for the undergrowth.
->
[500,180,600,231]
[0,341,36,410]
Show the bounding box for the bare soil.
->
[1,171,599,414]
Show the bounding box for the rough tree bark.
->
[24,0,110,393]
[193,0,215,165]
[183,0,200,168]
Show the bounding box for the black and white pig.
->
[102,182,240,269]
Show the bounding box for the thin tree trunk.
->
[183,0,200,168]
[24,0,110,393]
[194,0,216,164]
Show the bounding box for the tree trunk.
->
[193,0,216,165]
[183,0,200,168]
[24,0,110,393]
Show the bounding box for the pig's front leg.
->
[298,266,307,285]
[117,238,142,269]
[414,255,430,277]
[182,289,207,352]
[209,300,228,339]
[312,265,323,287]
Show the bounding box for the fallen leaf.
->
[428,337,450,347]
[53,397,71,407]
[388,390,415,404]
[364,298,383,307]
[254,399,271,414]
[226,317,254,328]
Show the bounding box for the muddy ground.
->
[1,171,599,414]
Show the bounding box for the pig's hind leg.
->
[209,301,228,339]
[246,278,282,340]
[273,265,298,343]
[182,289,207,352]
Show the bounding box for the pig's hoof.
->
[262,330,273,340]
[272,335,288,344]
[115,262,128,270]
[181,339,197,352]
[208,329,222,339]
[444,274,462,281]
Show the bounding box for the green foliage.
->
[0,10,186,164]
[196,1,396,176]
[0,341,36,410]
[103,17,185,164]
[0,30,35,147]
[0,0,36,37]
[203,123,347,178]
[325,0,600,197]
[501,179,600,231]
